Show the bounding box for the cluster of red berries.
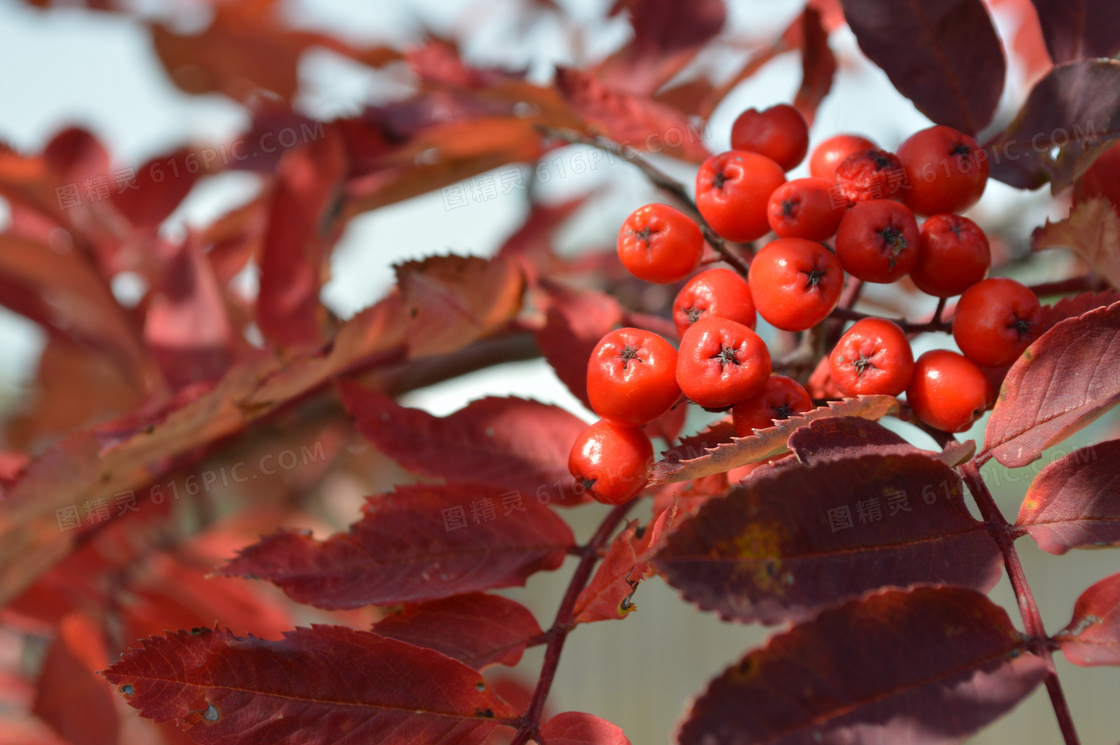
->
[568,104,1043,505]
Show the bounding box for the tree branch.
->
[960,460,1080,745]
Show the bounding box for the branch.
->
[535,125,753,277]
[959,460,1080,745]
[511,500,637,745]
[1028,275,1108,298]
[828,306,952,335]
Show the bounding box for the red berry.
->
[676,316,771,409]
[952,278,1042,367]
[568,420,653,505]
[834,199,920,283]
[911,214,990,298]
[809,134,878,181]
[587,328,681,427]
[749,238,844,332]
[672,267,756,338]
[767,177,847,241]
[829,318,914,397]
[696,151,786,243]
[898,125,989,216]
[732,374,813,436]
[835,148,904,203]
[729,104,809,172]
[907,350,990,433]
[617,203,704,284]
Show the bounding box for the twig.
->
[960,461,1080,745]
[509,501,636,745]
[828,306,952,334]
[535,125,753,277]
[1027,275,1107,298]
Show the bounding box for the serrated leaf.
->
[372,593,542,670]
[1039,290,1120,332]
[340,383,590,504]
[677,587,1047,745]
[1054,572,1120,666]
[654,451,1001,624]
[554,67,711,163]
[984,59,1120,191]
[985,301,1120,467]
[541,711,631,745]
[1033,198,1120,289]
[1018,439,1120,553]
[397,255,525,358]
[788,416,976,468]
[33,614,117,745]
[574,524,641,624]
[102,625,517,745]
[218,483,574,609]
[838,0,1005,134]
[1029,0,1120,64]
[652,396,898,485]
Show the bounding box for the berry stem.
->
[509,500,636,745]
[959,460,1080,745]
[535,125,753,276]
[829,306,951,334]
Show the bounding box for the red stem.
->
[959,461,1080,745]
[1027,275,1106,297]
[509,501,636,745]
[828,306,952,334]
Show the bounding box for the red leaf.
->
[1033,198,1120,289]
[535,283,624,410]
[554,68,711,163]
[257,128,347,347]
[1054,572,1120,666]
[397,255,526,358]
[218,483,574,609]
[984,301,1120,467]
[341,383,590,505]
[598,0,726,94]
[791,7,838,126]
[102,625,518,745]
[372,593,542,669]
[984,59,1120,191]
[144,234,235,387]
[677,587,1047,745]
[1029,0,1120,63]
[652,396,899,485]
[497,198,588,282]
[110,147,207,230]
[654,452,1001,624]
[33,614,118,745]
[1039,290,1120,331]
[838,0,1005,134]
[1017,439,1120,553]
[541,711,631,745]
[788,416,976,468]
[574,524,640,624]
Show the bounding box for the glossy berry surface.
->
[729,104,810,172]
[617,203,704,284]
[672,267,756,338]
[748,238,844,332]
[587,328,680,427]
[952,277,1042,367]
[732,374,813,436]
[568,420,653,505]
[834,199,920,283]
[829,318,914,396]
[767,177,847,241]
[676,316,772,409]
[911,214,990,298]
[695,150,786,242]
[906,350,990,433]
[809,133,878,181]
[898,125,989,216]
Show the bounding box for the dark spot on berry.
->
[877,224,908,268]
[634,226,654,246]
[951,143,972,157]
[772,403,794,420]
[846,353,878,378]
[871,152,891,170]
[803,267,827,290]
[579,477,595,491]
[686,306,704,324]
[712,345,741,367]
[617,344,643,369]
[712,170,728,190]
[1008,316,1036,340]
[781,198,798,218]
